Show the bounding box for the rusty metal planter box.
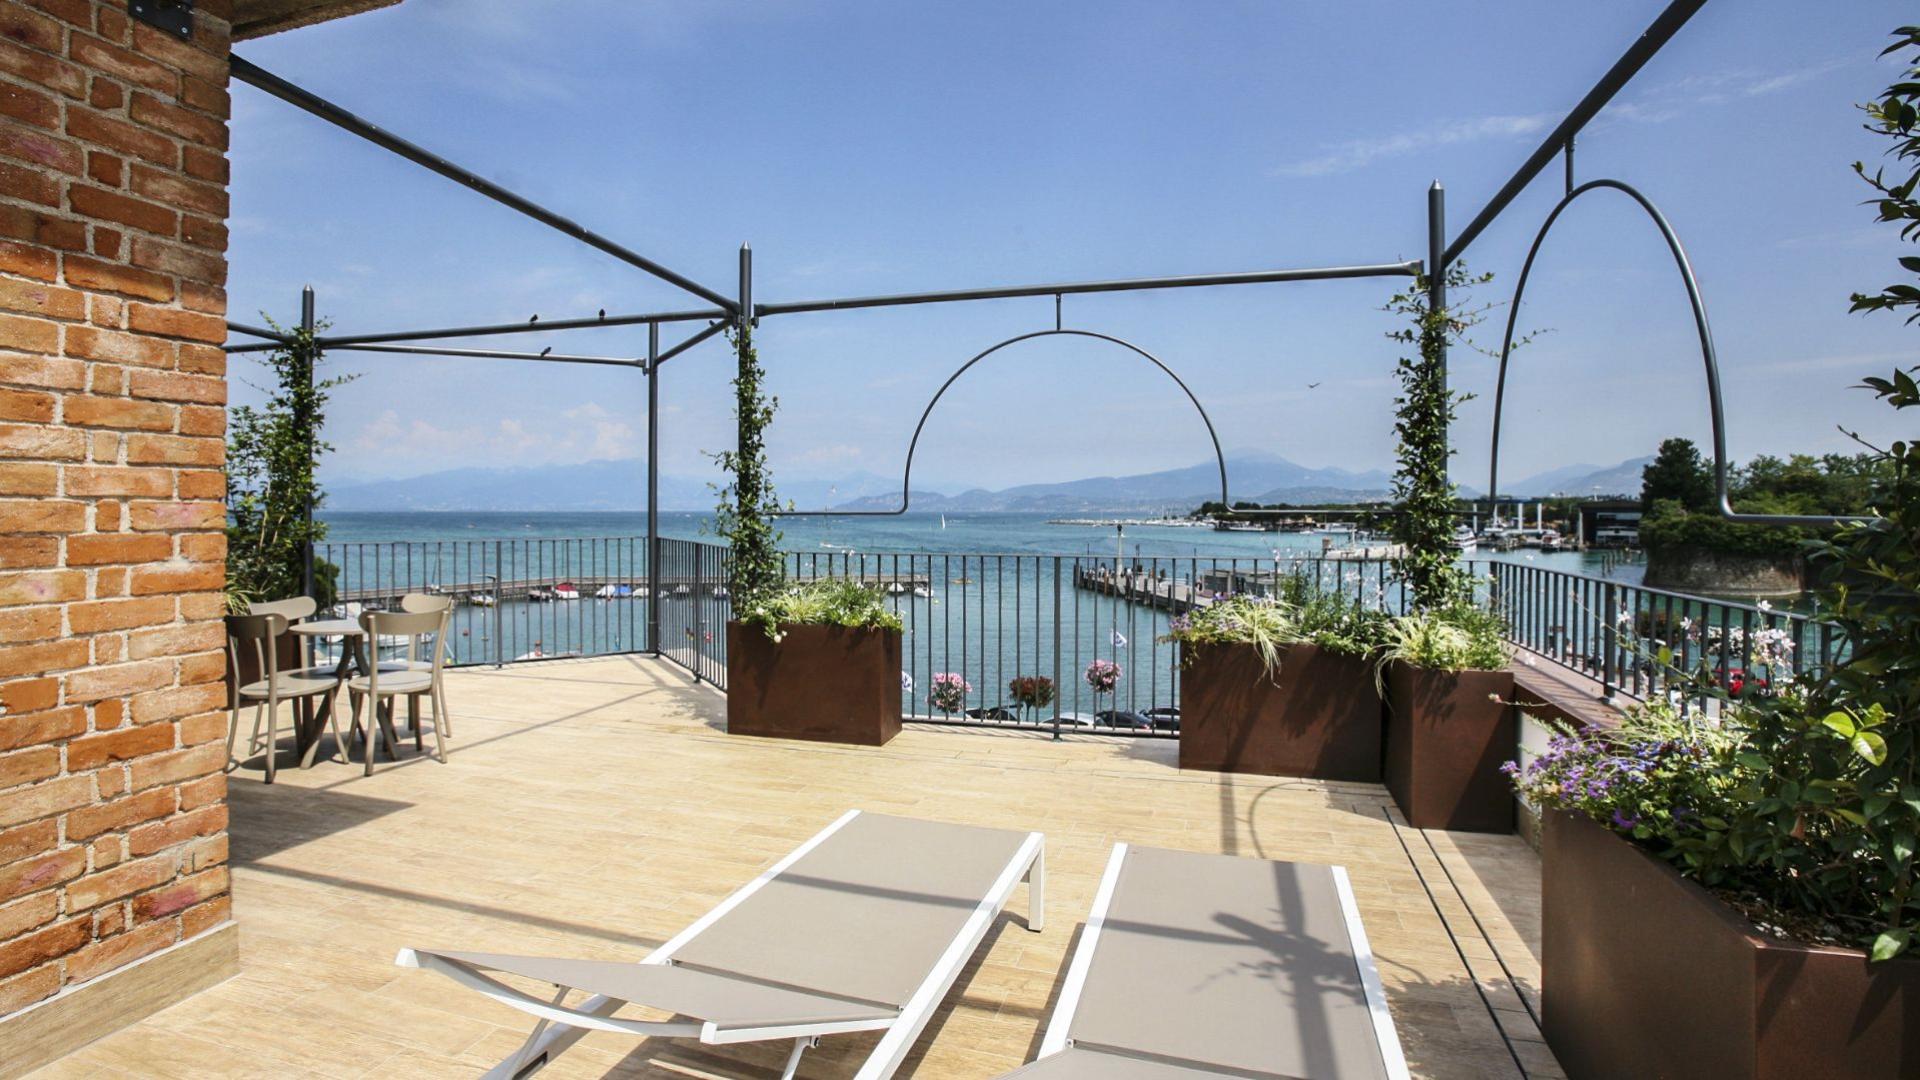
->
[726,622,902,746]
[1383,662,1516,832]
[1543,810,1920,1079]
[1178,642,1382,781]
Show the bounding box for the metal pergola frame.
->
[223,0,1744,646]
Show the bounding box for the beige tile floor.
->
[33,655,1562,1079]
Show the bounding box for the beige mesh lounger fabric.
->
[1005,844,1408,1080]
[397,810,1045,1080]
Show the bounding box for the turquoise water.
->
[313,511,1648,724]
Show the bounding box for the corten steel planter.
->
[1383,662,1516,832]
[725,622,902,746]
[1543,810,1920,1079]
[1178,642,1382,781]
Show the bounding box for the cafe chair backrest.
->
[360,609,448,679]
[225,612,290,686]
[247,596,317,622]
[400,593,453,614]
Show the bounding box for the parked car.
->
[964,705,1021,722]
[1142,705,1181,732]
[1094,709,1157,731]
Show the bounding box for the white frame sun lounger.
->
[1005,843,1408,1080]
[397,809,1044,1080]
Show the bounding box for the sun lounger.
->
[1004,844,1406,1079]
[397,810,1044,1079]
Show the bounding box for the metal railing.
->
[318,534,1841,730]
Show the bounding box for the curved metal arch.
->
[774,328,1229,516]
[1489,178,1863,528]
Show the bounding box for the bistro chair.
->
[388,594,456,738]
[224,612,349,783]
[347,608,451,775]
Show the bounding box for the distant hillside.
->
[325,452,1637,513]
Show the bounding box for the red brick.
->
[0,568,84,607]
[0,203,85,252]
[93,3,128,41]
[0,774,92,829]
[0,917,85,980]
[175,342,223,376]
[179,75,226,118]
[130,21,227,80]
[67,723,175,771]
[0,605,59,642]
[178,281,222,316]
[67,34,177,95]
[125,433,217,466]
[177,774,222,812]
[177,214,225,255]
[0,41,84,102]
[60,394,175,431]
[67,532,173,566]
[0,421,82,460]
[129,681,221,725]
[63,253,173,302]
[0,498,82,533]
[66,326,172,370]
[176,649,223,686]
[0,746,58,790]
[0,535,57,566]
[64,466,171,497]
[129,809,224,861]
[128,91,224,151]
[65,787,172,841]
[177,404,220,436]
[0,891,57,941]
[28,0,93,30]
[0,962,59,1014]
[0,313,58,355]
[181,144,224,184]
[125,302,222,344]
[69,184,178,238]
[0,705,83,752]
[0,238,56,281]
[180,893,228,938]
[0,820,57,868]
[0,387,53,422]
[0,278,84,320]
[83,146,121,186]
[0,353,84,389]
[127,499,220,532]
[63,658,172,702]
[0,677,57,715]
[130,236,222,286]
[177,707,224,746]
[0,159,60,206]
[127,370,219,407]
[0,116,82,174]
[65,916,174,984]
[0,4,64,52]
[87,75,122,111]
[0,638,86,679]
[128,742,221,791]
[0,81,59,131]
[174,469,220,499]
[177,532,223,564]
[128,621,219,662]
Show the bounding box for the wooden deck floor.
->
[31,655,1562,1079]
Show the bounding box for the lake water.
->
[315,511,1647,725]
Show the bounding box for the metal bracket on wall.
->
[129,0,194,38]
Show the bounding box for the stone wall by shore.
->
[1643,545,1805,598]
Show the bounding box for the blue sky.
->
[229,1,1916,500]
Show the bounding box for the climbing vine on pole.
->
[1385,263,1496,612]
[713,321,786,624]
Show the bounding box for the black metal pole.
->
[300,285,316,605]
[229,55,736,313]
[650,319,729,368]
[325,343,642,367]
[1426,183,1448,488]
[755,260,1420,317]
[226,320,290,343]
[222,305,730,354]
[647,323,661,657]
[1443,0,1711,267]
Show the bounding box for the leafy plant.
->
[1160,595,1295,675]
[1008,675,1056,719]
[711,322,787,632]
[1506,702,1751,838]
[1507,28,1920,962]
[225,315,348,612]
[738,578,904,642]
[1383,263,1500,612]
[929,672,971,714]
[1084,658,1121,695]
[1282,573,1394,658]
[1380,602,1512,674]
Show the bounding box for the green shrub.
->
[1380,602,1512,673]
[741,579,903,641]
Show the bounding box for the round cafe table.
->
[289,618,394,767]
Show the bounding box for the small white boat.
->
[467,593,496,607]
[1451,526,1479,554]
[553,582,580,601]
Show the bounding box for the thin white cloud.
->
[1276,58,1852,179]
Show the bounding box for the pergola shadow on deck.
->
[31,657,1558,1080]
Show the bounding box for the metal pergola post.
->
[647,323,661,656]
[300,285,316,605]
[1426,182,1447,484]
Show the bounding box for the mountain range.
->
[324,452,1649,513]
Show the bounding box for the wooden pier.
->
[1072,566,1217,614]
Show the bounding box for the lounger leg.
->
[1026,845,1045,933]
[781,1037,818,1080]
[478,992,622,1080]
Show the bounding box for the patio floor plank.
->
[31,655,1557,1079]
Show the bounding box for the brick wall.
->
[0,0,234,1016]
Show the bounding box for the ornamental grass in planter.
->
[1166,584,1390,781]
[1380,603,1516,832]
[726,579,905,746]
